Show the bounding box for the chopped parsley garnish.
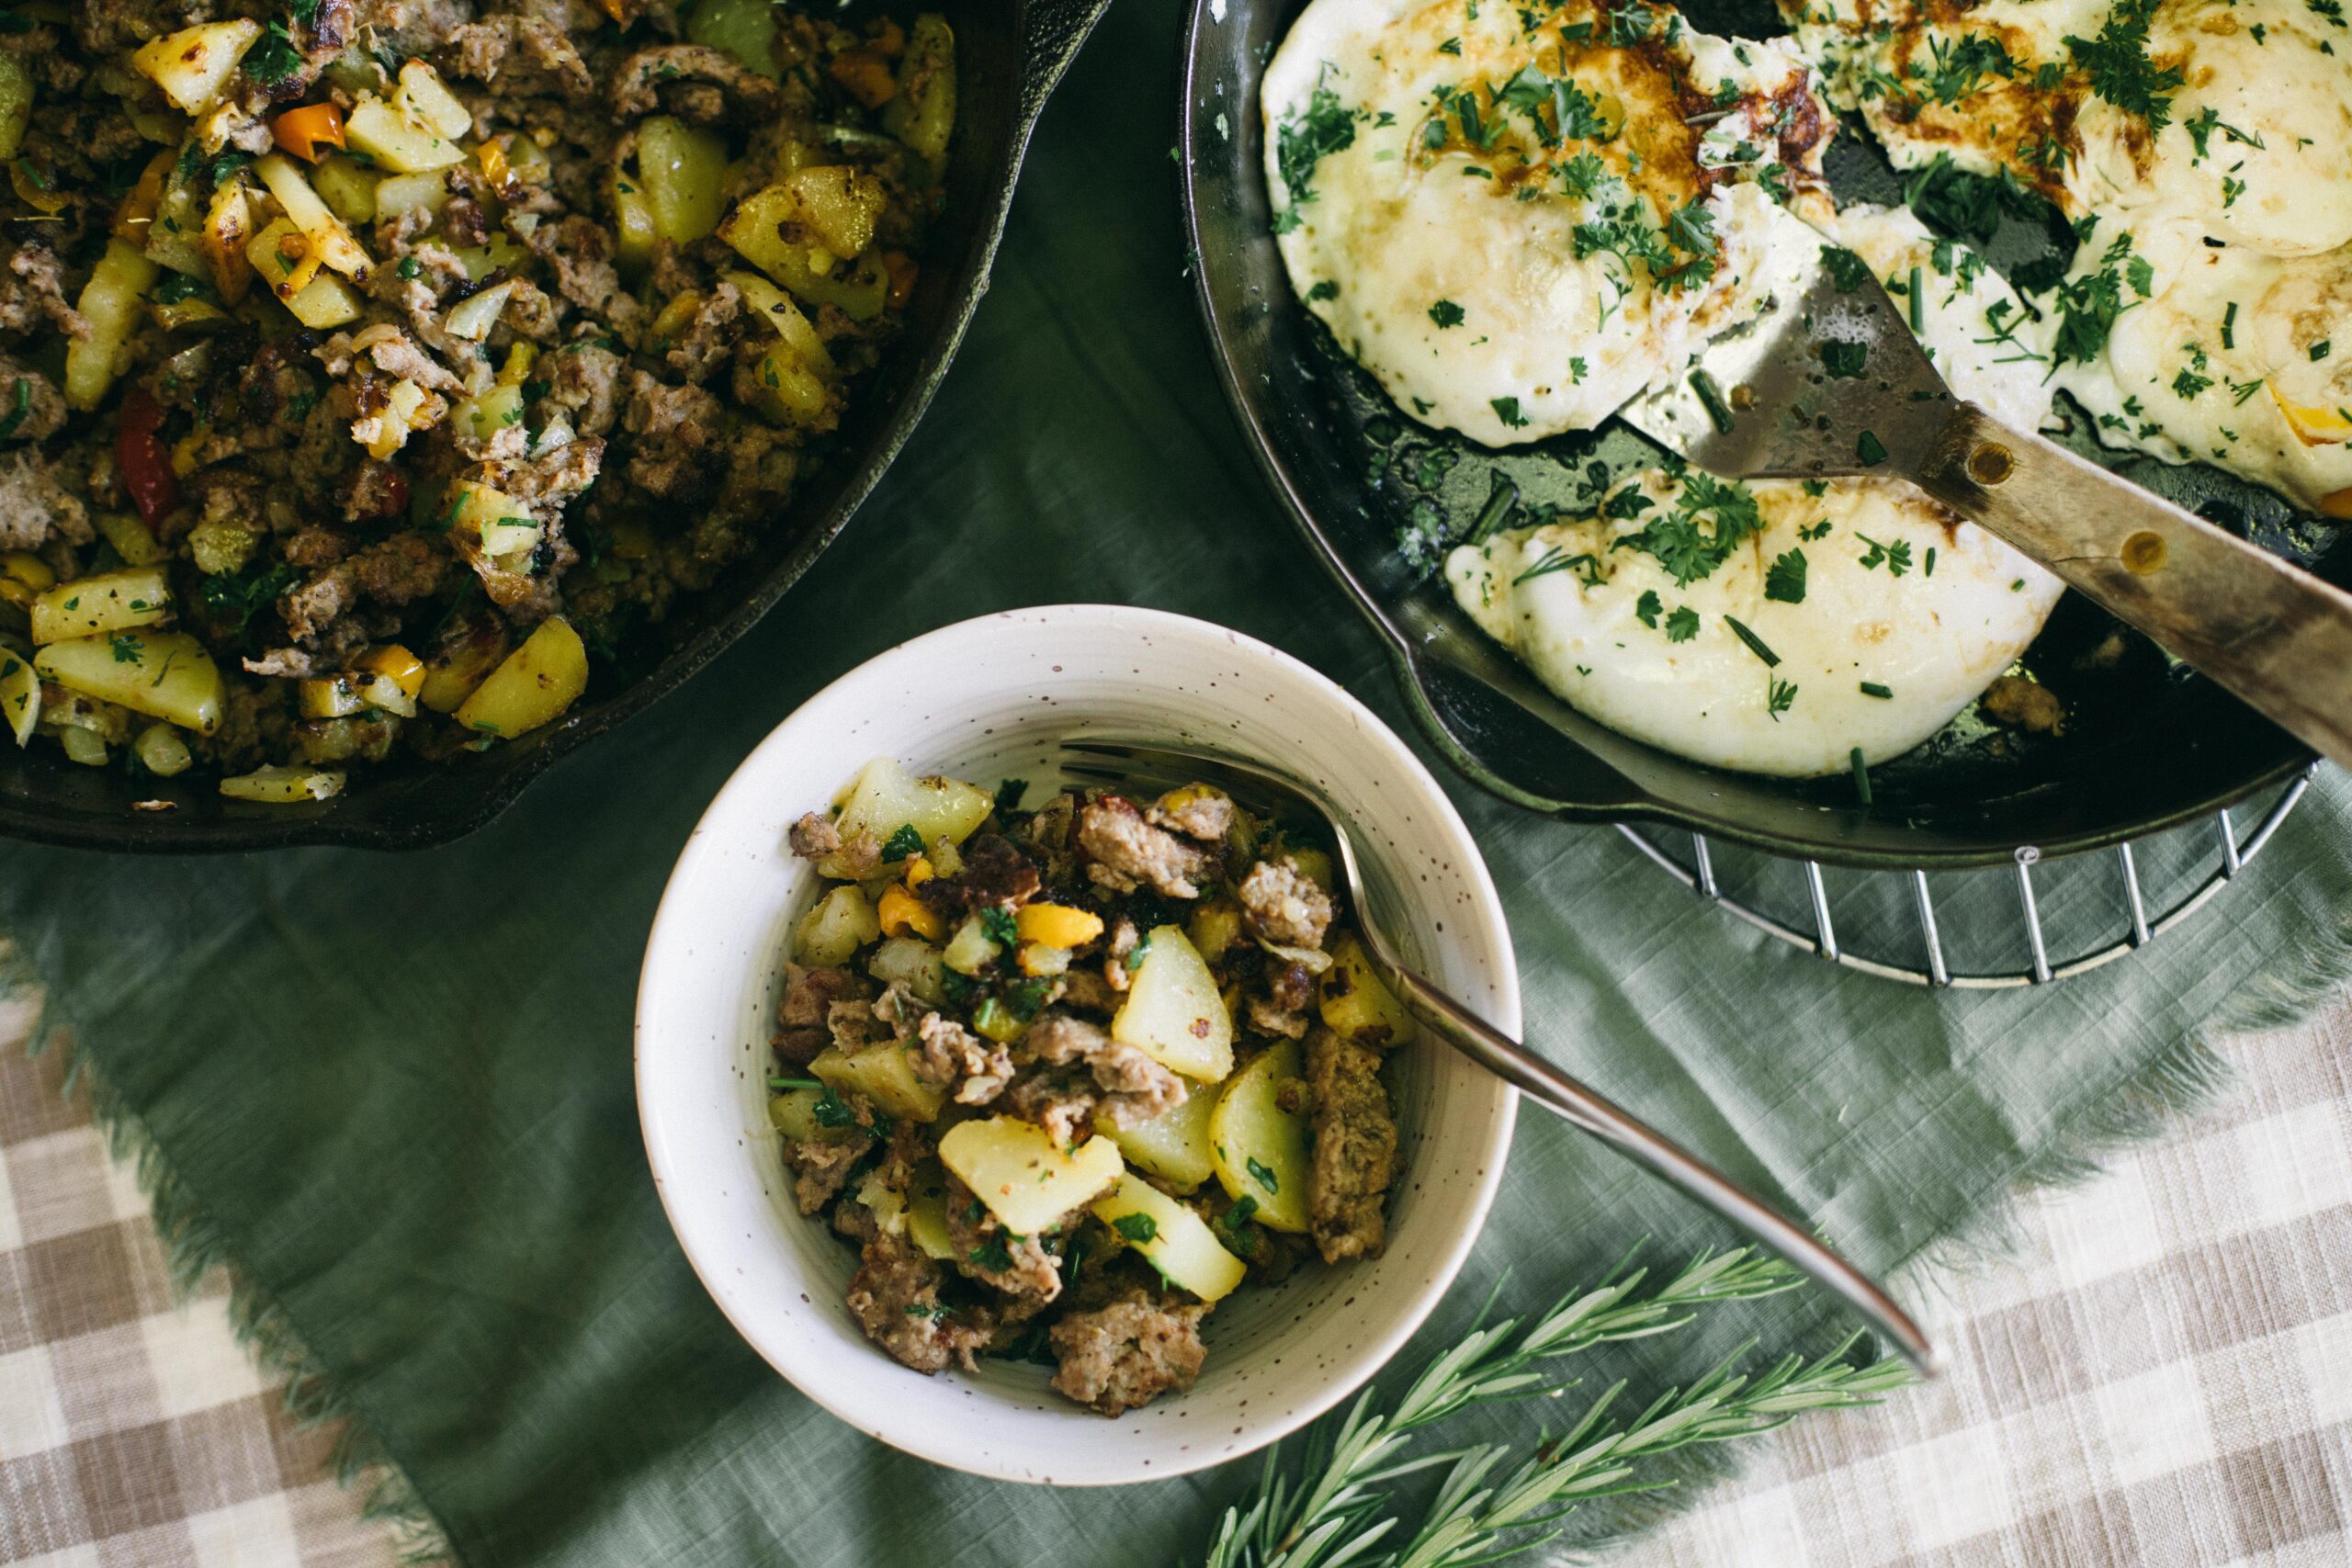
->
[107,634,141,664]
[242,20,304,85]
[1724,616,1780,667]
[2313,341,2334,362]
[978,905,1020,947]
[1306,279,1339,302]
[1664,605,1701,642]
[1856,430,1888,467]
[198,562,300,637]
[1856,534,1913,575]
[1799,517,1832,541]
[809,1084,860,1131]
[2050,232,2156,367]
[1763,548,1807,604]
[1634,589,1662,627]
[1490,396,1529,428]
[1429,299,1465,328]
[881,823,926,861]
[967,1232,1015,1273]
[1611,473,1763,586]
[1272,80,1359,227]
[1820,246,1872,293]
[1920,32,2018,105]
[1765,677,1798,721]
[1820,340,1869,379]
[1220,1196,1260,1231]
[2065,0,2187,131]
[1112,1213,1159,1245]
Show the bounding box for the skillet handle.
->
[1017,0,1114,126]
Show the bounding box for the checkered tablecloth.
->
[0,986,398,1568]
[2,977,2346,1567]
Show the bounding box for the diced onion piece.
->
[444,279,514,342]
[34,631,222,735]
[134,722,193,776]
[793,885,880,966]
[130,20,262,115]
[938,1116,1125,1235]
[724,271,834,375]
[220,764,345,803]
[28,566,172,646]
[453,615,587,741]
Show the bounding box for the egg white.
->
[1444,206,2065,778]
[1263,0,1836,446]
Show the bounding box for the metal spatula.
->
[1621,248,2352,773]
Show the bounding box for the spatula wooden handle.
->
[1913,401,2352,774]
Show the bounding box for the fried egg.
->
[1444,207,2065,777]
[1784,0,2352,512]
[1264,0,1838,445]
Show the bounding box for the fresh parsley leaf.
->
[199,562,300,637]
[2066,0,2188,132]
[1611,473,1764,586]
[1490,396,1530,428]
[1855,534,1914,575]
[978,905,1019,948]
[242,20,304,85]
[1665,605,1701,642]
[1273,80,1360,219]
[881,823,925,862]
[1765,676,1798,721]
[1429,299,1465,328]
[1763,548,1807,604]
[1634,588,1662,627]
[1112,1212,1159,1245]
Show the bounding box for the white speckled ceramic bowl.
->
[635,604,1519,1485]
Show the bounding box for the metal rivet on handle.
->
[1967,444,2014,485]
[2122,531,2167,574]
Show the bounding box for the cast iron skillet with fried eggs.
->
[1182,0,2349,865]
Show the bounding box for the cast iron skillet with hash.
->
[0,0,1111,854]
[1181,0,2346,869]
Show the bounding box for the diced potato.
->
[245,216,321,302]
[35,632,223,735]
[372,169,449,220]
[65,240,159,411]
[726,270,834,374]
[793,884,880,966]
[1188,898,1245,963]
[51,724,107,766]
[820,756,992,877]
[131,20,262,115]
[639,115,729,244]
[743,342,834,428]
[854,1167,908,1235]
[28,567,172,646]
[1090,1178,1246,1303]
[942,911,1001,977]
[453,615,588,740]
[685,0,779,77]
[782,164,888,258]
[394,61,473,140]
[417,616,510,713]
[608,164,656,276]
[254,152,373,281]
[445,480,538,570]
[200,178,254,303]
[291,716,396,765]
[0,644,38,747]
[881,15,956,168]
[311,153,379,224]
[451,233,529,282]
[220,764,345,802]
[718,184,890,320]
[281,270,363,329]
[451,382,526,442]
[812,1040,944,1122]
[134,722,192,776]
[187,515,263,576]
[903,1162,957,1259]
[938,1116,1124,1235]
[867,935,948,1006]
[40,687,130,744]
[1318,933,1416,1048]
[0,53,29,164]
[1112,926,1235,1082]
[345,97,464,174]
[1208,1039,1312,1233]
[92,512,165,568]
[0,550,53,606]
[767,1086,853,1145]
[1104,1083,1217,1192]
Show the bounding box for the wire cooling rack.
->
[1616,762,2320,987]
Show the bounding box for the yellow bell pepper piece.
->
[1016,902,1103,949]
[877,884,944,942]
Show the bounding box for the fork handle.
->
[1382,964,1939,1373]
[1913,401,2352,773]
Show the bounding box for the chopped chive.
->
[1860,681,1893,699]
[1466,470,1521,545]
[2222,300,2237,350]
[1690,368,1735,435]
[1723,615,1780,668]
[1907,265,1924,333]
[1856,429,1887,466]
[1850,747,1872,806]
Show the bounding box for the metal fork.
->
[1062,737,1938,1373]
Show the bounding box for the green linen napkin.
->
[8,6,2352,1562]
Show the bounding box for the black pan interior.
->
[1182,0,2343,869]
[0,0,1101,853]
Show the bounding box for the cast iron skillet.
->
[1181,0,2345,869]
[0,0,1110,854]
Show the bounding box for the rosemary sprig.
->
[1199,1249,1911,1568]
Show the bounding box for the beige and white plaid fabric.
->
[2,976,2346,1565]
[0,987,398,1568]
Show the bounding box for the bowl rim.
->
[634,602,1521,1485]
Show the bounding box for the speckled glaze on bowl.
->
[635,604,1520,1486]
